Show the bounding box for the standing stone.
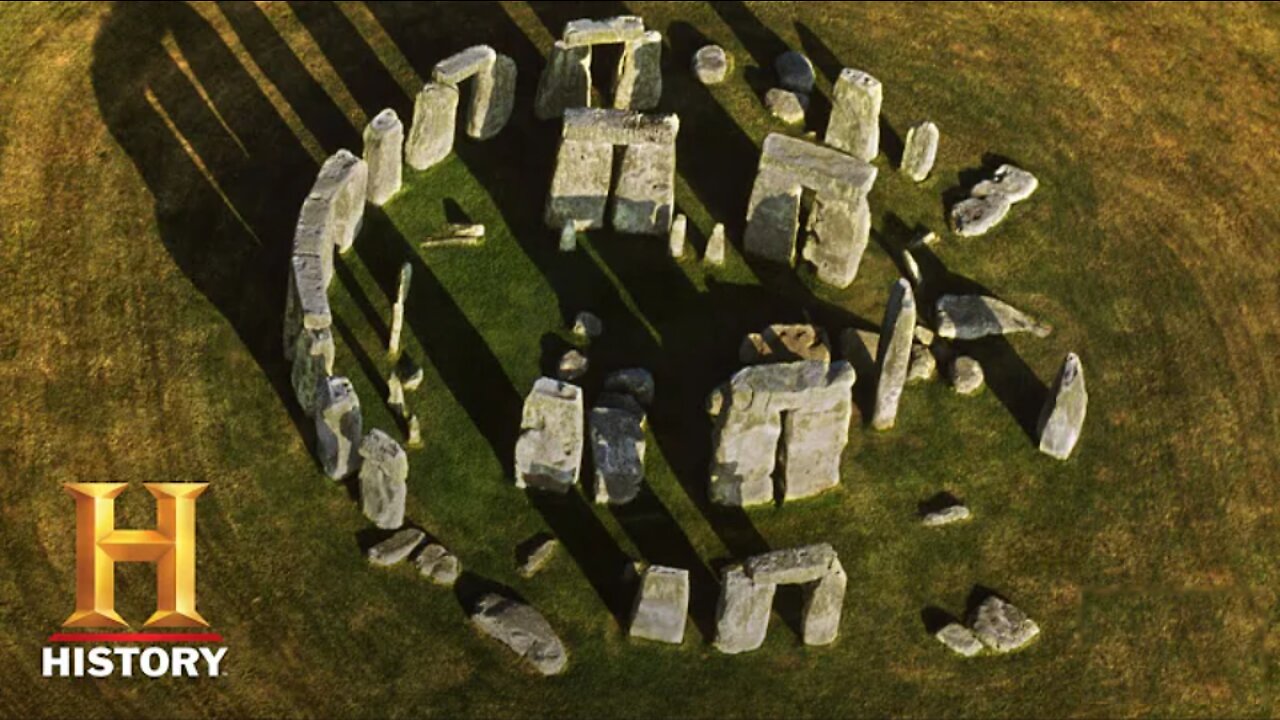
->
[313,149,368,255]
[968,596,1040,653]
[514,378,584,493]
[405,82,459,170]
[614,31,662,111]
[936,622,984,657]
[872,279,917,430]
[825,68,881,161]
[557,349,589,381]
[292,327,334,417]
[315,376,362,480]
[469,54,517,140]
[611,117,679,235]
[713,564,777,654]
[572,311,603,340]
[668,213,687,258]
[951,356,985,395]
[704,222,727,266]
[589,401,646,505]
[534,41,591,120]
[935,294,1052,340]
[1038,352,1087,460]
[800,194,870,289]
[359,429,408,530]
[559,220,579,252]
[801,558,846,646]
[388,263,412,359]
[900,121,939,182]
[765,88,808,125]
[406,413,423,449]
[471,594,568,676]
[629,565,689,644]
[906,343,936,383]
[603,368,655,406]
[363,108,403,206]
[367,527,425,566]
[692,45,730,85]
[775,50,815,94]
[414,543,461,586]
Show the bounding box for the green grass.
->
[1,1,1278,717]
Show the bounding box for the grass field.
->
[1,2,1278,717]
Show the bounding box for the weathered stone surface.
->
[936,622,984,657]
[359,429,408,530]
[825,68,881,161]
[557,349,589,381]
[951,356,985,395]
[612,128,678,235]
[907,343,936,383]
[367,527,425,567]
[316,376,362,480]
[406,414,422,449]
[668,213,687,258]
[572,311,603,340]
[559,220,579,251]
[292,327,335,416]
[704,222,727,265]
[434,45,497,85]
[562,16,645,47]
[740,324,831,365]
[900,121,939,182]
[603,368,655,406]
[629,565,689,644]
[1038,352,1087,460]
[801,558,846,646]
[909,229,940,248]
[692,44,730,85]
[973,164,1038,202]
[470,593,568,676]
[765,87,808,125]
[969,596,1040,653]
[922,504,971,526]
[405,82,459,171]
[468,53,517,140]
[363,108,403,206]
[713,564,777,654]
[518,535,559,578]
[873,279,917,430]
[414,543,460,586]
[935,294,1052,340]
[388,262,412,359]
[590,404,646,505]
[708,361,856,506]
[422,222,485,248]
[745,543,837,585]
[950,164,1038,236]
[515,378,584,492]
[775,50,815,94]
[317,149,368,255]
[800,194,870,288]
[534,41,591,120]
[545,138,612,231]
[614,31,662,111]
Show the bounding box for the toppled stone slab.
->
[922,504,971,527]
[935,294,1052,340]
[801,194,871,288]
[693,44,730,85]
[604,368,655,406]
[517,534,559,578]
[901,121,939,182]
[1038,352,1087,460]
[590,403,646,505]
[629,565,689,644]
[713,564,777,654]
[359,429,408,530]
[873,279,917,430]
[740,323,831,365]
[364,108,403,206]
[470,593,568,676]
[284,252,332,364]
[825,68,881,161]
[572,311,603,340]
[414,543,461,586]
[559,220,580,252]
[765,88,808,125]
[562,16,645,47]
[969,596,1040,653]
[388,262,412,360]
[802,558,846,646]
[422,223,485,248]
[775,50,815,94]
[316,375,362,480]
[515,378,584,492]
[557,349,589,381]
[950,164,1038,236]
[974,164,1039,202]
[704,222,727,265]
[311,149,368,256]
[936,622,983,657]
[708,361,856,506]
[405,82,459,171]
[951,356,985,395]
[744,543,837,585]
[367,527,425,566]
[613,133,678,235]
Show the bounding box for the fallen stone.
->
[572,311,603,340]
[704,222,727,265]
[900,120,939,182]
[801,558,846,646]
[745,543,837,585]
[969,596,1040,653]
[557,349,589,381]
[907,343,936,383]
[1038,352,1087,460]
[311,149,368,255]
[739,324,831,365]
[775,50,815,94]
[603,368,655,406]
[422,223,485,248]
[935,294,1052,340]
[589,404,646,505]
[765,87,808,125]
[669,213,688,258]
[363,108,403,206]
[367,527,425,566]
[873,279,917,430]
[315,376,362,480]
[405,82,459,171]
[713,564,776,654]
[922,504,971,526]
[908,229,940,249]
[562,16,645,47]
[692,44,730,85]
[825,68,881,161]
[936,622,983,657]
[359,429,408,530]
[515,378,584,493]
[951,356,985,395]
[614,31,662,111]
[973,164,1039,202]
[470,593,568,676]
[629,565,689,644]
[950,164,1038,236]
[414,543,461,586]
[612,122,679,235]
[518,535,559,578]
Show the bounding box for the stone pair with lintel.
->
[714,543,847,653]
[535,16,662,120]
[405,45,516,171]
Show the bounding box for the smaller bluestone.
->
[900,120,939,182]
[629,565,690,644]
[470,593,568,676]
[359,429,408,530]
[514,377,584,493]
[950,164,1039,237]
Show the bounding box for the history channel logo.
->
[41,483,227,678]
